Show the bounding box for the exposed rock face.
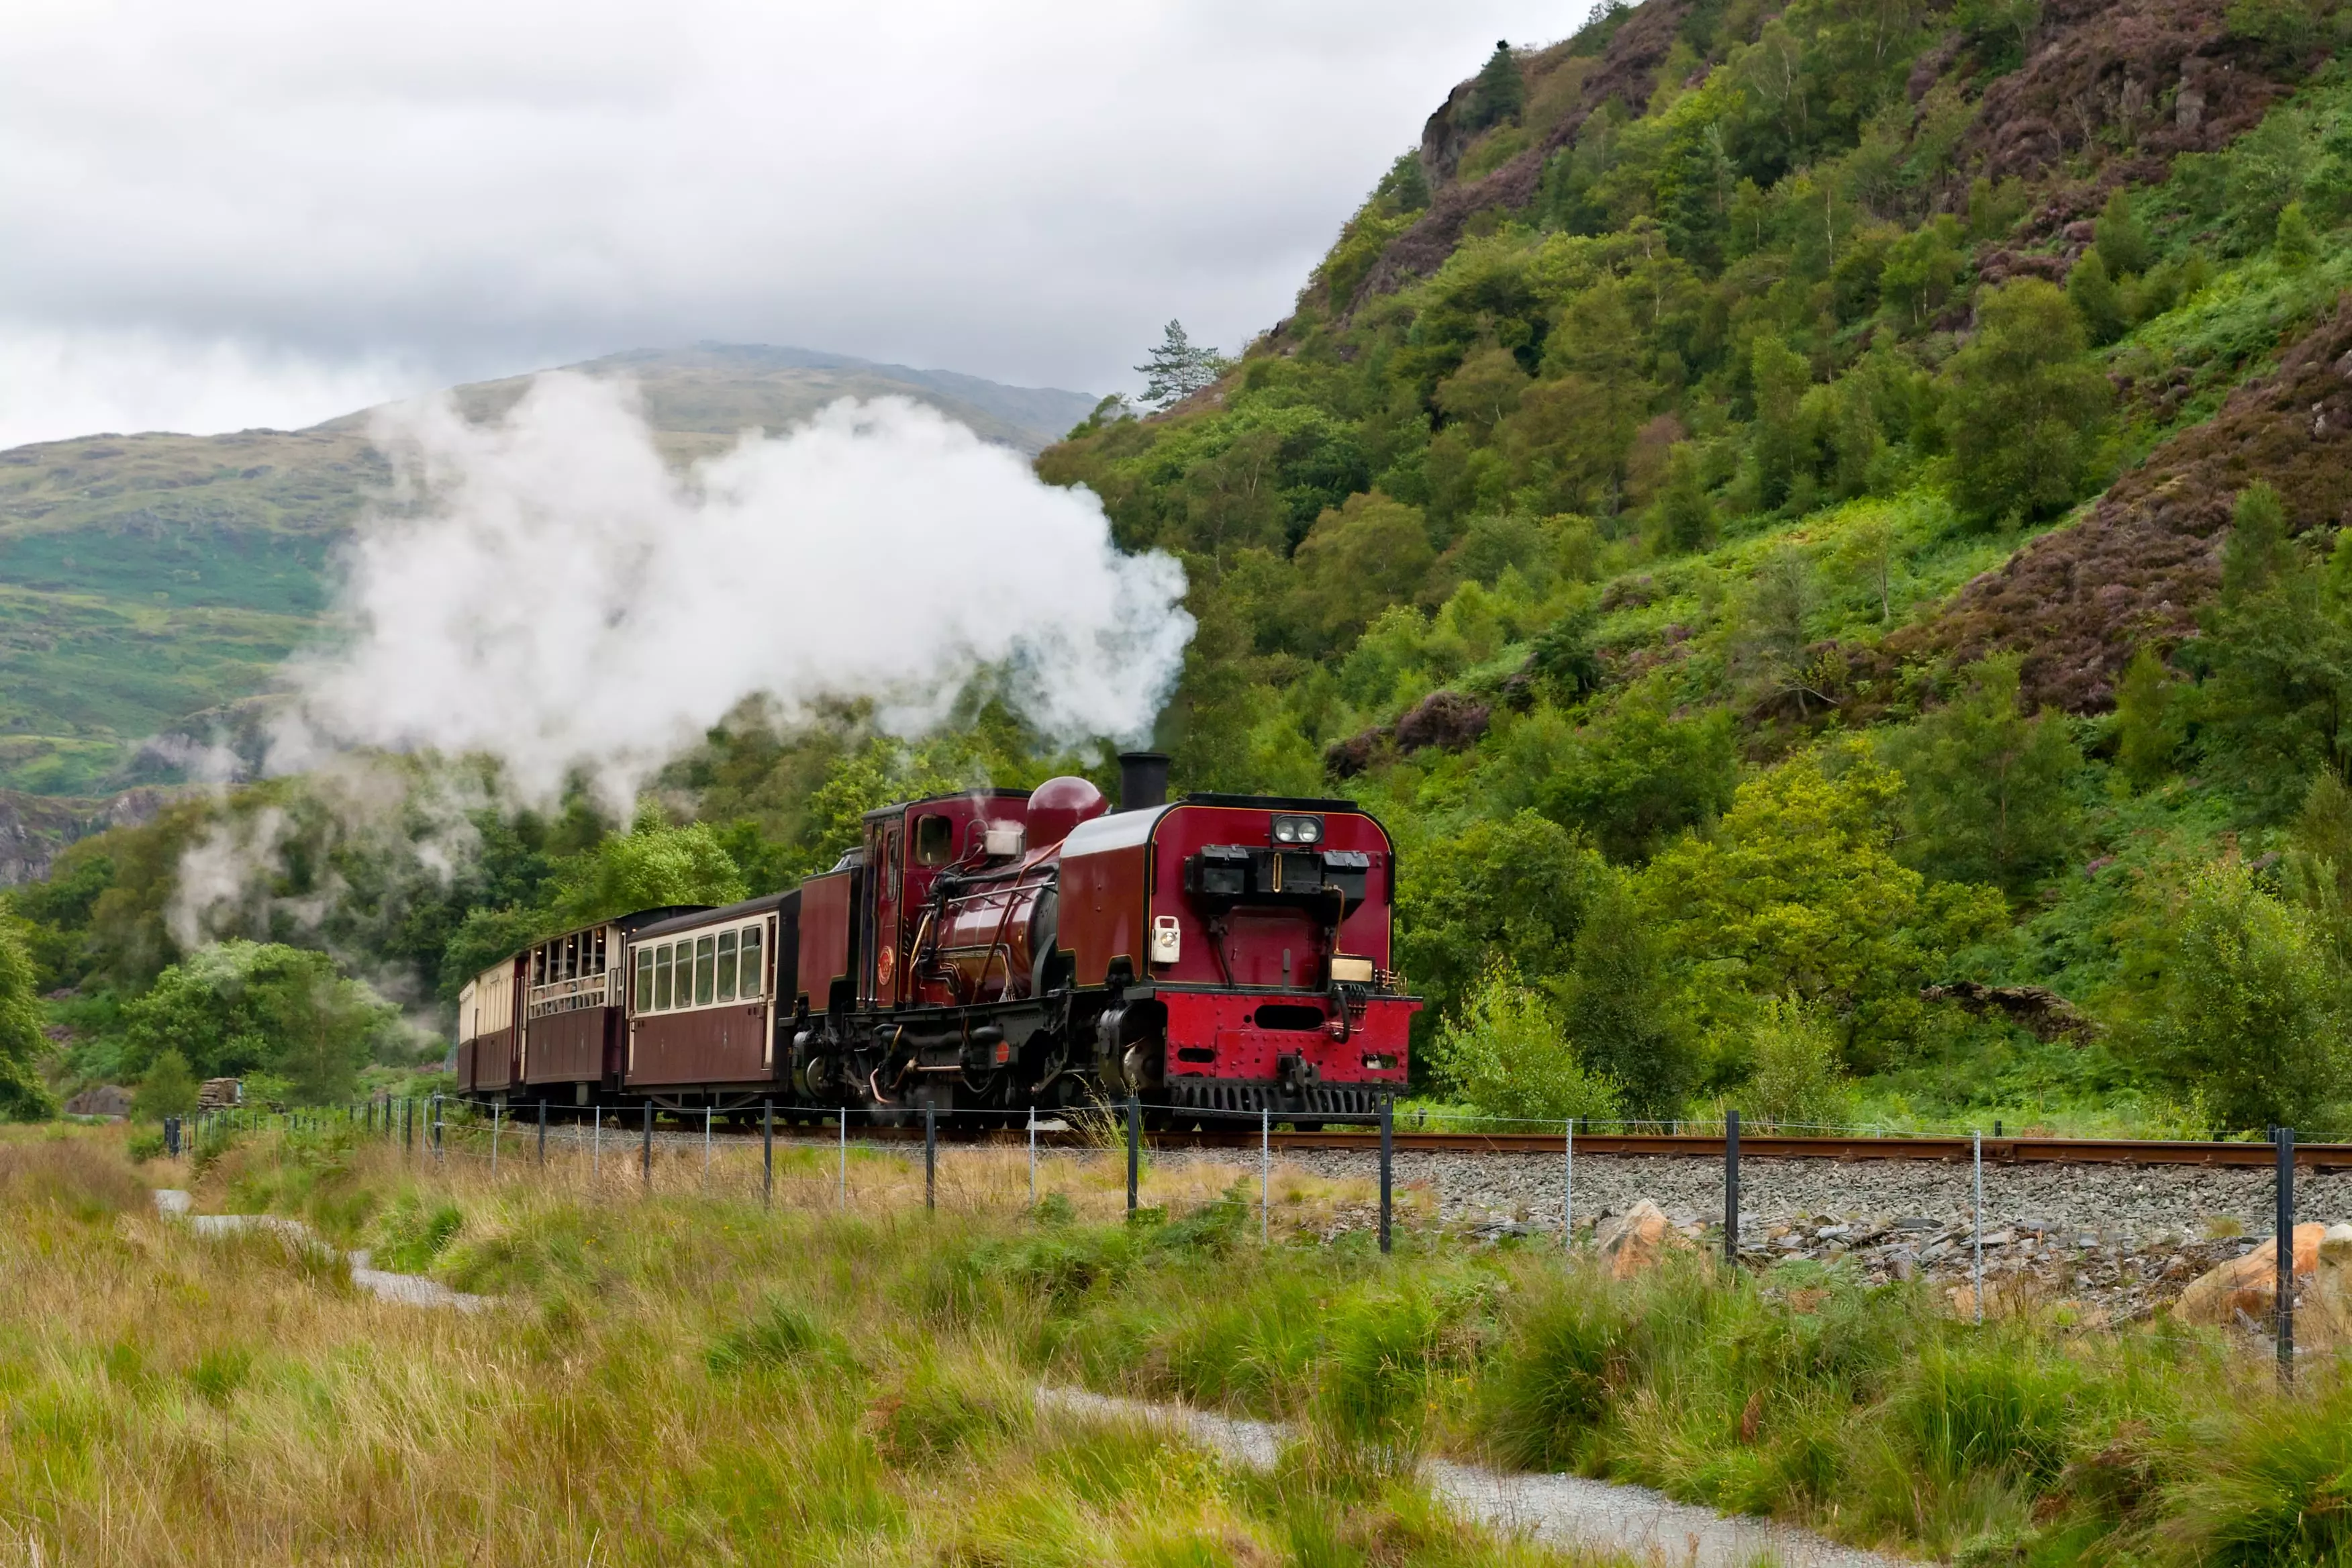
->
[1920,981,2097,1042]
[0,786,174,887]
[1866,296,2352,714]
[63,1084,132,1118]
[1394,691,1493,754]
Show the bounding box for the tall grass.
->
[0,1122,1569,1567]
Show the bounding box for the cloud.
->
[0,0,1572,444]
[271,374,1194,805]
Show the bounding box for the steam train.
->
[453,754,1417,1124]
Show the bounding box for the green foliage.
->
[2067,250,2125,346]
[2114,646,2188,787]
[1498,687,1741,864]
[1641,743,2008,1065]
[2115,861,2349,1132]
[117,940,405,1104]
[1941,280,2112,526]
[1556,871,1692,1119]
[2094,189,2152,279]
[1394,811,1606,1044]
[0,919,56,1120]
[1134,320,1232,411]
[130,1047,197,1120]
[1424,961,1623,1124]
[1461,41,1526,134]
[1732,995,1850,1129]
[1291,492,1438,652]
[544,809,749,926]
[1882,656,2083,891]
[2275,199,2319,268]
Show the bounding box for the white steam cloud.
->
[271,373,1193,803]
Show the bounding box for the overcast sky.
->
[0,0,1579,450]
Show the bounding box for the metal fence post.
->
[838,1111,847,1210]
[1724,1108,1741,1269]
[703,1105,713,1178]
[763,1101,774,1208]
[1565,1116,1575,1251]
[642,1102,652,1191]
[1261,1106,1270,1246]
[593,1110,600,1179]
[1972,1130,1986,1325]
[1126,1095,1140,1214]
[924,1105,937,1212]
[1378,1096,1393,1255]
[490,1103,501,1178]
[1027,1105,1036,1207]
[2280,1124,2297,1381]
[538,1099,547,1166]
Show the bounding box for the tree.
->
[118,941,405,1104]
[1942,279,2112,526]
[1463,40,1526,134]
[545,810,751,926]
[0,918,54,1120]
[1640,742,2008,1066]
[1882,655,2083,891]
[1557,872,1692,1119]
[2276,200,2318,268]
[2113,646,2186,787]
[2094,187,2151,279]
[1135,321,1232,410]
[2118,861,2349,1134]
[1395,811,1607,1044]
[1511,686,1741,863]
[132,1047,198,1120]
[1659,443,1716,552]
[1748,333,1813,511]
[2067,251,2124,346]
[1426,961,1621,1124]
[1289,491,1438,652]
[2222,482,2294,604]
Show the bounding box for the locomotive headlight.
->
[1271,814,1324,845]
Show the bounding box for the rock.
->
[2176,1224,2329,1328]
[63,1084,132,1118]
[1594,1199,1698,1279]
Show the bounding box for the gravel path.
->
[1036,1386,1908,1568]
[151,1190,490,1312]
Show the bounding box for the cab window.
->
[914,814,954,866]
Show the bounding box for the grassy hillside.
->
[0,345,1097,799]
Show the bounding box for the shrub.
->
[2117,861,2351,1133]
[1738,996,1851,1130]
[119,940,404,1104]
[131,1048,197,1121]
[1426,962,1623,1125]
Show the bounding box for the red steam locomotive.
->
[455,754,1417,1123]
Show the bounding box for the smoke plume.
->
[271,373,1193,804]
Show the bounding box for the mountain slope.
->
[0,345,1097,798]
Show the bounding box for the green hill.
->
[0,344,1097,798]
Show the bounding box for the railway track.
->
[749,1122,2352,1171]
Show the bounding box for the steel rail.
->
[732,1122,2352,1170]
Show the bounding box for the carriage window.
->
[695,935,717,1006]
[591,928,607,974]
[654,944,674,1010]
[716,930,738,1001]
[634,948,652,1011]
[914,814,954,866]
[740,926,763,997]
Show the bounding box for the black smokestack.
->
[1117,751,1170,813]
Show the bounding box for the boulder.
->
[2174,1224,2352,1332]
[63,1084,132,1118]
[1594,1199,1698,1280]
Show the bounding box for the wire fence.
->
[156,1095,2316,1375]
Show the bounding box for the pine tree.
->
[1134,321,1230,410]
[1463,41,1525,134]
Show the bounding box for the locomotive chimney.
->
[1116,751,1170,813]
